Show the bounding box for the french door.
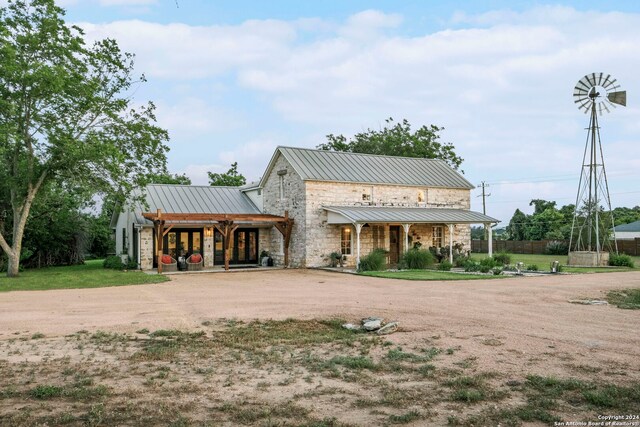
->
[214,228,259,265]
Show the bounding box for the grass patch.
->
[360,270,502,281]
[0,259,169,292]
[475,253,640,273]
[210,318,369,351]
[606,288,640,309]
[388,410,422,424]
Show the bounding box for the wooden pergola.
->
[142,209,294,273]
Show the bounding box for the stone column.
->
[448,224,454,264]
[355,223,363,269]
[485,223,493,257]
[402,223,411,252]
[204,227,214,268]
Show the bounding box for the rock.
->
[362,320,382,331]
[342,323,360,331]
[568,299,608,305]
[361,317,383,324]
[376,322,398,335]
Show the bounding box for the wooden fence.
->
[471,239,640,256]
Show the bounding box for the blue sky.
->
[31,0,640,222]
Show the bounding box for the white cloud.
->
[76,7,640,221]
[179,163,220,186]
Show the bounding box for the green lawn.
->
[473,253,639,273]
[0,259,169,292]
[360,270,503,281]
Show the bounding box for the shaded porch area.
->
[143,210,294,273]
[323,206,499,267]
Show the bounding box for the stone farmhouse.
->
[112,146,498,271]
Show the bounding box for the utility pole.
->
[477,182,491,240]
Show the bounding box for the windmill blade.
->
[607,90,626,106]
[587,73,597,87]
[573,88,589,98]
[601,74,614,89]
[578,99,592,112]
[595,72,604,86]
[597,102,610,115]
[576,79,591,91]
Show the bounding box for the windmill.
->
[568,72,626,266]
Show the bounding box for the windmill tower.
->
[568,73,626,266]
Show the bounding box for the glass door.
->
[213,228,259,266]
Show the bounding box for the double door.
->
[153,229,203,267]
[214,228,259,265]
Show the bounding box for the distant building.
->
[614,220,640,240]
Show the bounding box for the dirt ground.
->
[1,269,639,426]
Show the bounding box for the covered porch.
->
[143,209,294,273]
[323,206,499,267]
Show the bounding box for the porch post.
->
[155,209,164,274]
[214,220,238,271]
[448,224,454,264]
[273,211,294,268]
[485,222,493,257]
[355,223,363,269]
[402,223,411,252]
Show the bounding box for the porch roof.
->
[323,206,499,225]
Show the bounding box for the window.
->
[432,226,443,248]
[341,226,352,255]
[279,175,285,199]
[122,228,126,252]
[372,225,385,249]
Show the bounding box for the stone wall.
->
[203,229,214,268]
[304,181,472,267]
[140,227,154,270]
[261,154,307,267]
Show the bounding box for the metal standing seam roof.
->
[260,146,474,189]
[132,184,260,225]
[324,206,499,224]
[614,220,640,232]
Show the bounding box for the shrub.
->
[125,257,138,270]
[492,267,503,276]
[103,256,124,270]
[463,260,480,272]
[527,264,539,271]
[399,248,434,270]
[438,260,453,271]
[454,255,469,267]
[358,249,388,272]
[480,257,496,268]
[609,254,635,268]
[492,251,511,265]
[545,240,569,255]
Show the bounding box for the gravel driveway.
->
[1,269,639,381]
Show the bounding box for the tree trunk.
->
[6,250,20,277]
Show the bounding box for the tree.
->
[317,117,463,170]
[0,0,169,277]
[612,206,640,226]
[505,209,528,241]
[148,172,192,185]
[208,162,246,186]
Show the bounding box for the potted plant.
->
[329,251,343,267]
[260,250,271,267]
